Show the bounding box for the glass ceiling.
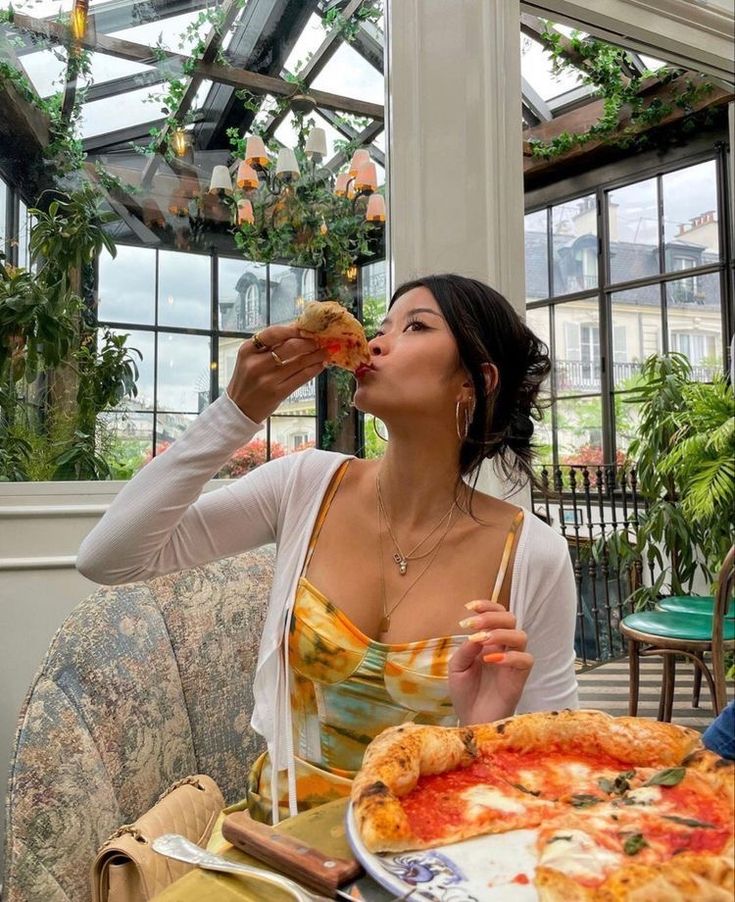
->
[2,0,697,222]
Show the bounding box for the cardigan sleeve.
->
[514,525,579,713]
[76,392,295,585]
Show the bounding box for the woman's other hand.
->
[227,325,328,423]
[448,600,533,725]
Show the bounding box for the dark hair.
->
[389,273,551,492]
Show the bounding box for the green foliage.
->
[324,1,382,41]
[598,353,734,608]
[528,28,714,161]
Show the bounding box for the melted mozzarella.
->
[461,785,529,820]
[625,786,663,806]
[540,829,622,880]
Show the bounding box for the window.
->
[97,246,319,475]
[526,156,729,467]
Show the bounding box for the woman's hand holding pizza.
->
[227,324,328,423]
[448,600,533,725]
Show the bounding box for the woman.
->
[77,273,578,824]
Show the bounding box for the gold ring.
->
[271,350,285,367]
[251,332,269,351]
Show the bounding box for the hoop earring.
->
[455,399,475,442]
[372,416,388,442]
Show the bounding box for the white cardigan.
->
[77,392,579,816]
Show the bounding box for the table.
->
[152,798,393,901]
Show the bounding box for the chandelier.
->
[205,125,386,232]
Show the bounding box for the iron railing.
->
[531,464,649,668]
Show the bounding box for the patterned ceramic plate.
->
[345,803,540,901]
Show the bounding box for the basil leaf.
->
[644,767,686,787]
[598,770,636,795]
[512,782,541,797]
[570,793,602,808]
[547,835,574,844]
[623,833,648,855]
[662,815,715,829]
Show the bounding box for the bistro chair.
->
[620,545,735,723]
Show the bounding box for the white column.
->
[386,0,529,502]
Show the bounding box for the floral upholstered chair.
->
[2,548,274,902]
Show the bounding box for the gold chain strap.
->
[100,777,205,848]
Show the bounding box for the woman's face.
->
[353,286,469,425]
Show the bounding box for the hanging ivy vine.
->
[527,27,716,161]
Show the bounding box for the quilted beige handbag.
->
[91,775,225,902]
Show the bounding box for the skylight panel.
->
[521,37,585,102]
[311,42,383,105]
[19,47,67,97]
[283,13,328,75]
[80,84,161,138]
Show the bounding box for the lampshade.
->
[236,160,259,190]
[208,165,233,194]
[245,136,268,167]
[275,148,300,178]
[305,127,327,159]
[334,173,350,196]
[365,194,386,223]
[348,149,370,177]
[354,162,377,193]
[237,198,254,225]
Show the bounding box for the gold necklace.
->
[376,492,456,634]
[375,474,456,575]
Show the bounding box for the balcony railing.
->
[556,359,718,393]
[531,464,650,668]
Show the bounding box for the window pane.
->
[525,306,551,394]
[525,210,549,301]
[551,195,597,296]
[277,379,317,417]
[533,414,553,465]
[663,160,719,269]
[156,413,198,453]
[361,260,387,335]
[103,328,155,410]
[156,332,211,412]
[219,258,267,332]
[553,299,600,395]
[613,393,642,461]
[610,284,662,389]
[217,436,273,478]
[607,178,659,284]
[158,250,210,329]
[98,410,153,478]
[556,396,603,464]
[269,264,317,325]
[218,336,244,394]
[270,415,317,454]
[98,245,156,325]
[311,42,384,105]
[666,271,722,381]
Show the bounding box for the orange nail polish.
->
[483,652,506,663]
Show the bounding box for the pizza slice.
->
[295,300,371,372]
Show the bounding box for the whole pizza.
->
[350,710,734,900]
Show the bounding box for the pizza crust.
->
[295,300,370,371]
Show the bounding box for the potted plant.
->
[602,352,734,608]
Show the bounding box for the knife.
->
[222,810,364,899]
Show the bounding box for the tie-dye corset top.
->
[287,578,465,776]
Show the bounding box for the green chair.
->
[620,545,735,722]
[656,595,735,617]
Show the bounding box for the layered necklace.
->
[375,475,458,634]
[375,474,456,575]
